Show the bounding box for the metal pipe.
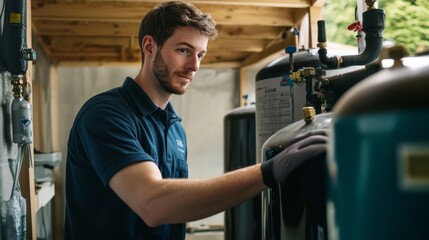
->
[322,62,381,111]
[317,6,385,69]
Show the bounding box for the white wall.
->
[56,66,239,228]
[0,0,16,202]
[0,72,17,202]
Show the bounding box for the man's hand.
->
[261,130,328,188]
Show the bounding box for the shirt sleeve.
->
[76,100,153,188]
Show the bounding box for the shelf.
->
[35,182,55,211]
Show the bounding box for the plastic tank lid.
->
[333,56,429,117]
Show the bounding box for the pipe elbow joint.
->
[317,8,385,69]
[318,48,340,69]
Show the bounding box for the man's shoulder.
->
[84,87,127,110]
[75,87,137,124]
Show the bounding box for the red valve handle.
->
[348,21,363,32]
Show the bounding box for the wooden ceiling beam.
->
[32,3,301,26]
[31,0,319,66]
[310,0,325,7]
[33,0,313,8]
[241,35,297,67]
[205,5,299,26]
[33,20,284,40]
[51,48,247,58]
[45,36,271,52]
[192,0,312,8]
[50,49,246,66]
[209,39,271,52]
[56,60,241,68]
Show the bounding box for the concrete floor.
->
[186,232,224,240]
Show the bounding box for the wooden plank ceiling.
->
[31,0,322,67]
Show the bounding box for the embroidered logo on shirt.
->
[176,139,185,153]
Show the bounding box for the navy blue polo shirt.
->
[65,77,188,240]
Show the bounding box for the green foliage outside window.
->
[323,0,429,55]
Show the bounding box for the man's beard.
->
[153,51,188,95]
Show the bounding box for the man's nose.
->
[186,54,200,72]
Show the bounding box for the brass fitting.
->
[302,67,316,76]
[302,106,316,124]
[335,55,344,68]
[11,75,24,99]
[317,42,327,49]
[387,45,408,68]
[290,67,316,83]
[366,0,377,10]
[290,71,303,82]
[380,44,409,68]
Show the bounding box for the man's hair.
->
[138,1,218,63]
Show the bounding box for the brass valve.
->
[290,67,316,83]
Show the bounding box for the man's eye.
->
[178,48,190,54]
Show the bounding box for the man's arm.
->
[109,130,327,227]
[109,161,266,227]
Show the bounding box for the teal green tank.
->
[332,57,429,240]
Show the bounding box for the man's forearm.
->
[143,164,267,226]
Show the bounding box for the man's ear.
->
[142,35,156,56]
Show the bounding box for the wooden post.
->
[18,0,37,238]
[239,67,248,106]
[308,2,323,48]
[49,66,64,240]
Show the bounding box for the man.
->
[65,1,327,239]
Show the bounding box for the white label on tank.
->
[398,143,429,191]
[255,77,296,162]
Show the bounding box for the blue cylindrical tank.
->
[331,56,429,239]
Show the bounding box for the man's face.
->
[152,50,180,94]
[152,27,209,95]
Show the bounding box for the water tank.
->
[256,48,367,240]
[255,48,361,163]
[255,49,321,164]
[261,111,334,240]
[223,105,260,240]
[331,55,429,240]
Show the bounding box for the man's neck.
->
[134,67,171,110]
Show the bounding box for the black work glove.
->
[260,130,328,188]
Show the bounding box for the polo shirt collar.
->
[123,77,182,122]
